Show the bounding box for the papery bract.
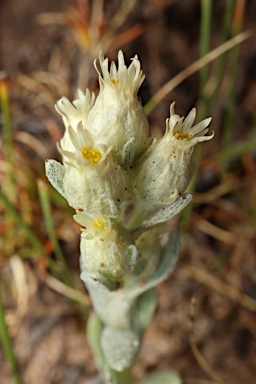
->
[86,50,150,167]
[55,89,95,163]
[77,212,139,279]
[132,103,213,206]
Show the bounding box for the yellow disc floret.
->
[82,147,102,165]
[173,132,191,141]
[111,77,119,85]
[93,218,107,233]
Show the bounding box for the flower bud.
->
[76,212,139,280]
[132,103,213,206]
[55,89,95,163]
[58,122,127,217]
[86,50,150,167]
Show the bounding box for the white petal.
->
[183,108,196,132]
[118,50,125,68]
[190,117,212,136]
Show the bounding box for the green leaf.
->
[45,159,66,198]
[145,230,179,289]
[87,313,134,384]
[122,137,136,168]
[101,326,140,372]
[86,312,112,383]
[125,230,180,298]
[80,257,118,291]
[86,283,133,329]
[134,288,156,336]
[137,370,181,384]
[143,194,192,227]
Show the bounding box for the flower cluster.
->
[46,50,213,281]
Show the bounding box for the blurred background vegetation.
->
[0,0,256,383]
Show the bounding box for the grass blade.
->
[37,179,74,288]
[144,30,251,116]
[199,0,212,109]
[0,74,16,202]
[0,188,47,258]
[222,0,246,146]
[0,290,24,384]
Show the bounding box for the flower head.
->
[46,49,214,288]
[55,88,95,130]
[57,121,127,217]
[74,211,111,240]
[95,50,145,96]
[132,104,213,206]
[57,122,109,169]
[86,50,149,167]
[55,89,95,159]
[167,102,213,149]
[76,211,139,279]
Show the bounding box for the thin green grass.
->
[182,1,247,227]
[217,138,256,162]
[222,0,246,147]
[0,291,24,384]
[0,188,76,293]
[199,0,212,117]
[143,30,250,117]
[182,0,213,227]
[0,76,16,203]
[0,188,47,258]
[37,179,75,288]
[207,0,235,116]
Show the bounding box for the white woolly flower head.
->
[57,122,109,169]
[95,50,145,95]
[73,211,111,240]
[58,123,128,218]
[77,212,139,279]
[55,89,95,156]
[86,50,149,167]
[132,104,213,206]
[166,102,214,149]
[55,89,95,130]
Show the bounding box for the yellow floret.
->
[111,77,119,85]
[173,132,191,141]
[93,219,107,233]
[82,147,102,165]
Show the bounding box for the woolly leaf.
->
[122,136,136,168]
[101,326,140,372]
[125,230,179,298]
[45,159,66,198]
[80,258,118,292]
[143,194,192,227]
[137,370,181,384]
[86,312,109,381]
[144,230,179,289]
[134,288,156,336]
